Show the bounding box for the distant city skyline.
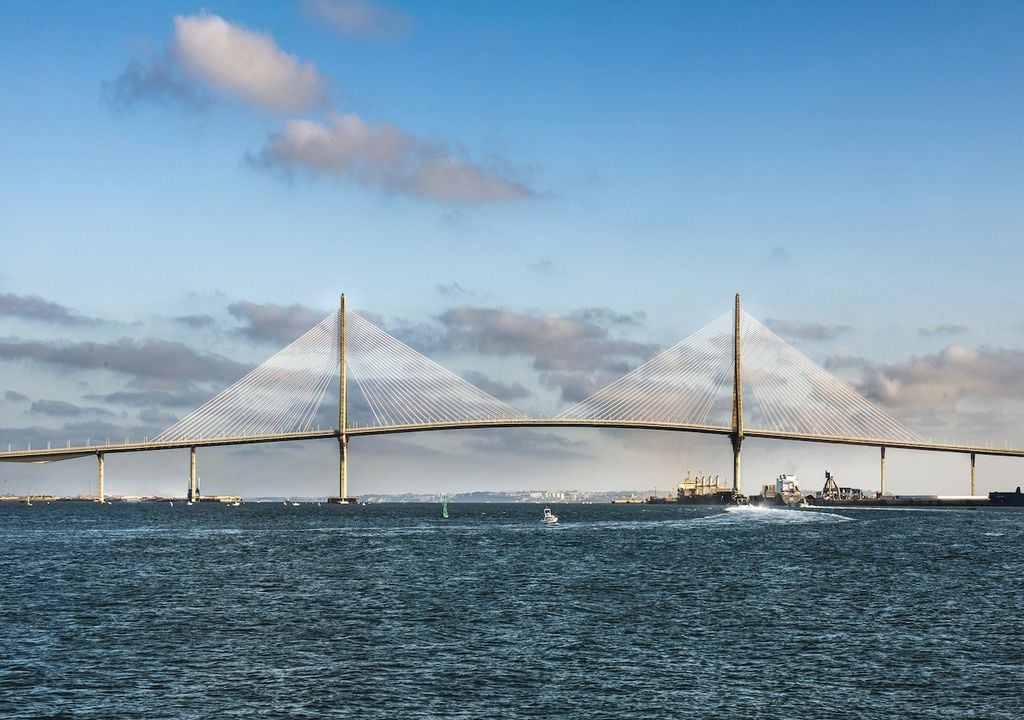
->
[2,1,1022,497]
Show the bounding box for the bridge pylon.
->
[329,293,357,505]
[731,293,743,495]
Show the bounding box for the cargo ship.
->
[643,471,747,505]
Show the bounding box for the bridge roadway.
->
[2,418,1023,463]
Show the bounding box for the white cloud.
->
[304,0,413,40]
[172,13,327,112]
[255,112,535,203]
[851,344,1024,410]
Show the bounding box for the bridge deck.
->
[2,419,1023,462]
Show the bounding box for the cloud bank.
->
[376,305,657,403]
[29,400,114,418]
[459,370,530,402]
[228,301,327,345]
[253,113,534,203]
[0,293,99,325]
[848,345,1024,411]
[0,337,249,383]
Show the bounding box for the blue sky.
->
[1,1,1022,498]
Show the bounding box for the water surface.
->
[1,502,1022,718]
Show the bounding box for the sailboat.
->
[441,494,449,519]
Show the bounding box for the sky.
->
[1,0,1022,499]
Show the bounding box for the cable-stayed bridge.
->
[3,295,1021,501]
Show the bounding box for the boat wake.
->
[715,504,854,524]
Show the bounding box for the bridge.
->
[3,294,1021,502]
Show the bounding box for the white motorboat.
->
[542,507,558,525]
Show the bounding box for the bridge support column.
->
[328,436,357,504]
[328,292,357,505]
[188,446,198,502]
[97,452,105,503]
[731,435,742,495]
[970,452,976,496]
[342,434,350,501]
[880,446,886,497]
[730,293,744,496]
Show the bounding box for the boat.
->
[767,474,805,507]
[673,471,747,504]
[542,507,558,525]
[441,494,449,519]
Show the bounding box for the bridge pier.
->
[188,446,198,502]
[970,452,976,496]
[96,452,105,503]
[731,435,742,495]
[880,446,886,497]
[328,435,357,504]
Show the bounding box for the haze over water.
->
[2,501,1022,718]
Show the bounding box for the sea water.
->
[1,502,1022,718]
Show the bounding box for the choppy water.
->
[1,501,1022,718]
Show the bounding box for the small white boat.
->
[291,502,300,507]
[542,507,558,525]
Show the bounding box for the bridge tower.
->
[731,293,743,494]
[329,293,357,504]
